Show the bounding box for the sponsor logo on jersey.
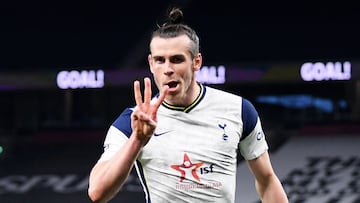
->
[171,153,203,182]
[171,153,223,192]
[171,153,218,182]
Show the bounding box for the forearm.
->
[88,135,145,202]
[255,175,288,203]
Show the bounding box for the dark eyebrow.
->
[152,54,185,60]
[152,55,162,59]
[171,54,185,58]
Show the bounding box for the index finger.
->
[153,85,169,110]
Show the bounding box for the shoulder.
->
[241,98,258,116]
[204,85,259,130]
[204,85,242,102]
[203,85,258,108]
[112,107,135,137]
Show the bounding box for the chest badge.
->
[218,123,228,141]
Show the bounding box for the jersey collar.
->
[161,83,206,113]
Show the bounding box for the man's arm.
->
[247,151,289,203]
[88,78,168,203]
[88,134,146,203]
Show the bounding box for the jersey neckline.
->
[161,83,206,113]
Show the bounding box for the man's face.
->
[148,35,202,106]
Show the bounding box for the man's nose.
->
[164,62,174,75]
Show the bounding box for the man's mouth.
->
[166,81,179,89]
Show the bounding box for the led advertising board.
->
[0,61,358,91]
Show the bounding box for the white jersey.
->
[98,84,268,203]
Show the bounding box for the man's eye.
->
[155,58,165,63]
[171,57,184,63]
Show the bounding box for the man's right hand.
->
[131,77,168,144]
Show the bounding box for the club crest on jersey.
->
[218,123,228,141]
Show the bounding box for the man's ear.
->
[193,53,203,71]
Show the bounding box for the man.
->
[88,7,288,203]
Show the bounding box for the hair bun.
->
[167,7,184,25]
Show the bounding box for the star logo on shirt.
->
[171,153,203,182]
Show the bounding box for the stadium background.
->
[0,1,359,202]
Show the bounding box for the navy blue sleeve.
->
[241,98,259,141]
[112,108,133,138]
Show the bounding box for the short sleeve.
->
[98,126,129,162]
[239,98,268,160]
[98,108,134,162]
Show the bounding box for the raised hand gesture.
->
[131,77,168,144]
